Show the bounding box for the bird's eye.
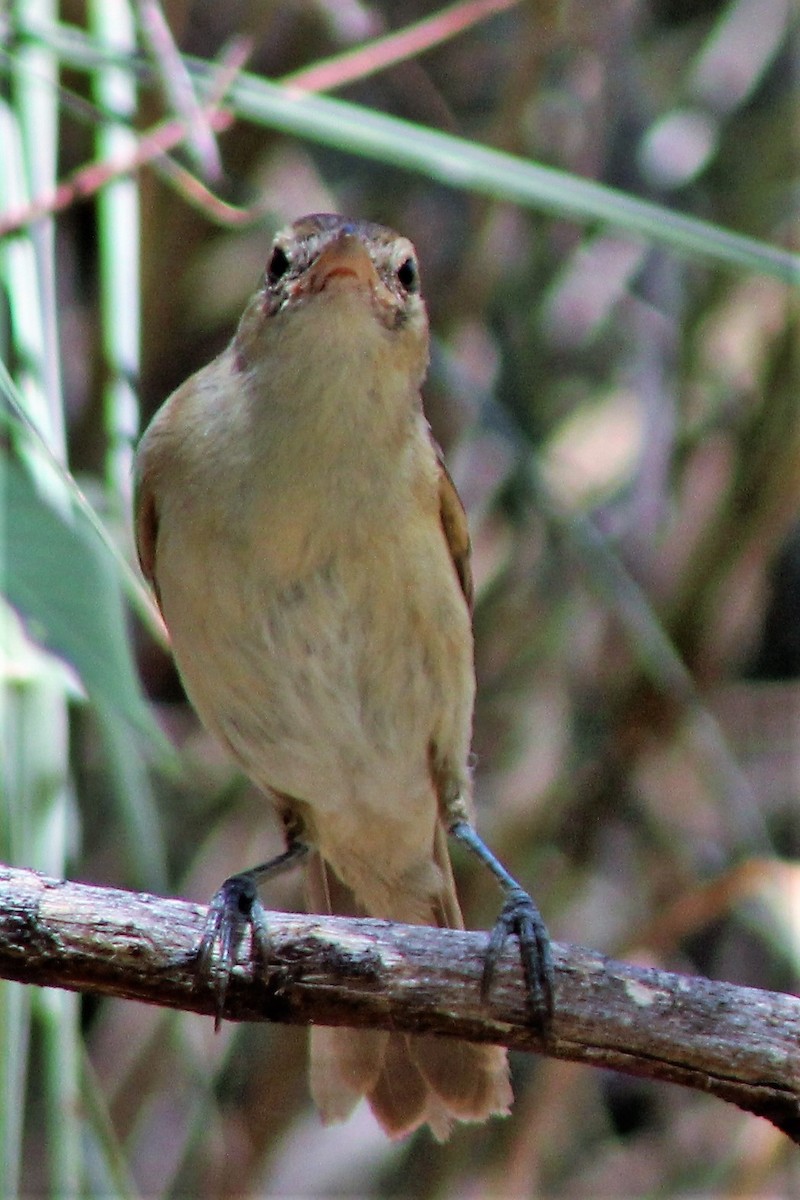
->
[396,256,419,293]
[267,244,291,285]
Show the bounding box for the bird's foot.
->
[481,884,554,1032]
[196,872,271,1031]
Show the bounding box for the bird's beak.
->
[300,233,380,296]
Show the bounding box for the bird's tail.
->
[305,822,512,1141]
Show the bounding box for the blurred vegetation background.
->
[1,0,799,1195]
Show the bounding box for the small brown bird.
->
[134,213,552,1140]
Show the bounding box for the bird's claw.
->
[196,873,270,1031]
[481,885,554,1033]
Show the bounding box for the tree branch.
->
[1,863,797,1141]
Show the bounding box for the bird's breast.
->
[156,491,474,816]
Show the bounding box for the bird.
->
[134,212,553,1140]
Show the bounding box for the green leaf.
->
[23,22,800,285]
[2,447,162,746]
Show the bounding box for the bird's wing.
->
[133,473,163,611]
[434,441,474,612]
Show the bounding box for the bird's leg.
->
[196,837,309,1029]
[450,819,554,1033]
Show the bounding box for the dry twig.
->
[0,863,797,1141]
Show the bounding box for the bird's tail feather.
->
[305,824,512,1141]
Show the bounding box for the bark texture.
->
[0,863,797,1140]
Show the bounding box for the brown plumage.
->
[134,214,546,1139]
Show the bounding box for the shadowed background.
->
[1,0,799,1195]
